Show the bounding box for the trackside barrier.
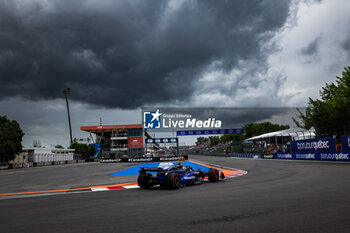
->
[274,151,350,162]
[341,135,350,151]
[230,154,262,159]
[200,153,262,159]
[9,163,31,168]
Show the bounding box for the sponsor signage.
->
[341,134,350,151]
[177,128,244,136]
[100,156,184,163]
[274,151,350,161]
[143,109,222,130]
[262,154,274,159]
[145,138,178,143]
[128,137,143,148]
[292,137,336,152]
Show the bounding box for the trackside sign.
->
[341,134,350,151]
[292,137,336,152]
[275,151,350,162]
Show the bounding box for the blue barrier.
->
[274,151,350,162]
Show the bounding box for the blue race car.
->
[137,163,225,189]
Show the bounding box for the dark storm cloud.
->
[0,0,292,108]
[341,36,350,58]
[301,38,319,56]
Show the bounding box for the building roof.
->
[244,127,316,141]
[80,124,142,133]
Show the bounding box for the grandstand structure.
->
[244,127,316,141]
[80,124,159,158]
[242,127,315,152]
[185,127,317,155]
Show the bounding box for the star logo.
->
[143,109,162,129]
[150,109,162,122]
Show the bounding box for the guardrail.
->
[3,159,91,170]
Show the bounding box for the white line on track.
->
[122,185,139,189]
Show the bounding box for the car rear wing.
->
[139,167,163,174]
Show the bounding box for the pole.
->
[63,88,73,145]
[177,138,179,156]
[144,129,147,154]
[145,141,147,154]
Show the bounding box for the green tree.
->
[88,144,97,157]
[195,137,209,145]
[294,66,350,137]
[209,136,220,146]
[220,133,246,143]
[244,122,289,139]
[55,144,64,149]
[0,116,24,163]
[69,142,96,159]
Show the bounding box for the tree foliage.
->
[195,137,209,145]
[294,66,350,137]
[194,122,289,146]
[0,115,24,163]
[209,136,220,146]
[220,133,246,143]
[244,122,289,139]
[69,142,96,159]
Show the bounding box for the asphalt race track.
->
[1,155,350,233]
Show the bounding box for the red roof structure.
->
[80,124,142,133]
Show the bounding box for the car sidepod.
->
[181,171,197,184]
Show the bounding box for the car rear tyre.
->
[208,168,219,182]
[164,173,181,189]
[137,173,152,189]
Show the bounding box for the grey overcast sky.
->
[0,0,349,147]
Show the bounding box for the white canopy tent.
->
[242,127,316,153]
[245,127,316,142]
